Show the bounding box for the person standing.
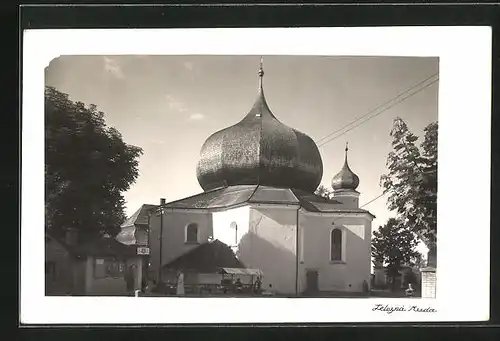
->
[176,271,185,296]
[254,276,262,294]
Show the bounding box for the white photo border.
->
[21,27,491,324]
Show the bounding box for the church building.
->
[117,60,375,295]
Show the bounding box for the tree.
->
[315,184,334,199]
[380,118,438,260]
[371,218,421,291]
[45,86,143,241]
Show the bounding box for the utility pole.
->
[157,198,166,283]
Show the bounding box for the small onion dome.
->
[331,143,360,191]
[196,58,323,193]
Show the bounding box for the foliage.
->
[314,184,335,199]
[380,118,438,250]
[45,86,143,240]
[371,218,421,290]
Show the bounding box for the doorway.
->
[306,269,319,293]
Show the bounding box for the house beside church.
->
[45,228,144,296]
[117,60,375,296]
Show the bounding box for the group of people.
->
[231,276,263,294]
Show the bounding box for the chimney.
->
[160,198,166,205]
[65,228,79,246]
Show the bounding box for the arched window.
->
[230,221,238,245]
[186,223,198,243]
[331,228,342,261]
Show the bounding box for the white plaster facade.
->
[148,209,213,278]
[145,200,373,295]
[298,211,372,293]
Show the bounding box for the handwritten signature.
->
[372,304,437,314]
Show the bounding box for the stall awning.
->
[220,267,263,276]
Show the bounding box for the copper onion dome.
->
[196,58,323,193]
[331,142,360,191]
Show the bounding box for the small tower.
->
[331,142,360,208]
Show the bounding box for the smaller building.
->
[72,235,144,295]
[46,228,147,296]
[45,229,77,295]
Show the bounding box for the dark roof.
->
[161,184,374,217]
[162,239,245,273]
[196,66,323,193]
[121,204,156,227]
[73,236,137,257]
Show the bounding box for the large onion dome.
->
[331,143,360,191]
[196,59,323,193]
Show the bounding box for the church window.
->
[331,228,343,261]
[230,221,238,245]
[186,223,199,244]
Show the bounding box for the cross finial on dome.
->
[258,56,264,90]
[345,142,349,161]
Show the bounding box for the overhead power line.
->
[315,73,439,148]
[360,190,389,209]
[324,74,439,223]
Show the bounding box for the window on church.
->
[230,221,238,245]
[186,223,199,244]
[331,228,342,261]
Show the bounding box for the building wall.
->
[240,205,298,295]
[84,256,143,295]
[212,206,250,249]
[299,212,372,293]
[149,210,213,277]
[332,191,360,209]
[45,237,74,295]
[135,225,149,246]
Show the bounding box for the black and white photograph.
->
[21,27,491,324]
[44,54,438,299]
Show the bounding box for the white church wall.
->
[332,193,360,209]
[148,210,213,273]
[212,205,250,249]
[237,205,299,295]
[162,211,213,264]
[299,212,372,293]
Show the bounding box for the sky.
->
[45,55,439,255]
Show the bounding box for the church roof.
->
[162,239,245,273]
[159,184,374,217]
[73,235,137,257]
[121,204,156,228]
[196,58,323,193]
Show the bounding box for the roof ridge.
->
[162,186,227,209]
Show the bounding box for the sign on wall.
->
[137,247,150,255]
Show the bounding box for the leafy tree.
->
[380,118,438,262]
[315,184,334,199]
[371,218,420,291]
[45,86,143,241]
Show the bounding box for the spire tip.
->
[258,56,264,89]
